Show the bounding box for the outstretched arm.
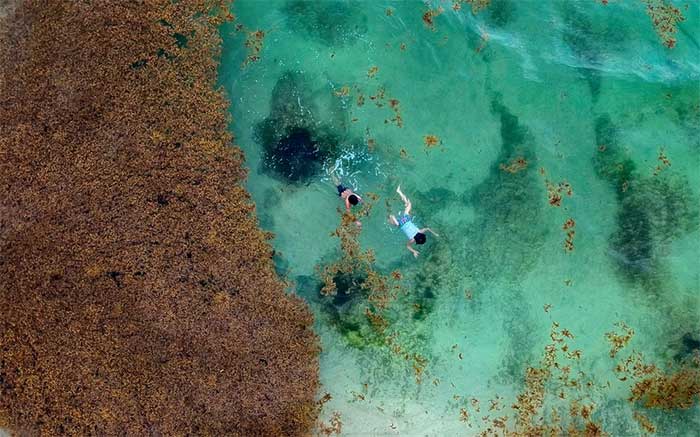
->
[406,241,419,258]
[388,214,399,227]
[420,227,439,237]
[396,185,412,215]
[344,202,361,227]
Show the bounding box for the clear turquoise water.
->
[219,1,700,435]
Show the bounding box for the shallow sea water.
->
[219,1,700,435]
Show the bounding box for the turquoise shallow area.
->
[219,1,699,435]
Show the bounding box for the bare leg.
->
[396,185,412,215]
[331,172,340,186]
[388,214,399,226]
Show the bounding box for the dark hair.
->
[414,232,426,244]
[348,194,359,205]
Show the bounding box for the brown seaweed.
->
[642,0,685,48]
[0,2,319,435]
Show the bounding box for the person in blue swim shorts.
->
[388,185,439,258]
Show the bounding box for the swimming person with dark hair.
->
[331,172,363,226]
[388,185,438,258]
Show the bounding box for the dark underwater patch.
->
[498,290,538,386]
[408,244,452,321]
[484,0,515,28]
[560,5,601,101]
[593,115,655,282]
[307,238,451,350]
[300,269,385,350]
[593,114,637,190]
[671,332,700,364]
[327,270,367,308]
[593,114,699,287]
[629,177,699,244]
[454,98,549,330]
[408,187,460,220]
[264,127,323,183]
[609,200,654,281]
[282,0,368,47]
[173,32,189,48]
[491,98,529,152]
[560,5,598,64]
[559,4,626,103]
[669,86,700,155]
[259,187,281,231]
[255,71,344,183]
[465,96,547,285]
[462,96,545,382]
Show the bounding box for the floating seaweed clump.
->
[424,134,441,149]
[651,147,671,176]
[462,321,698,435]
[459,322,604,435]
[452,0,492,14]
[541,170,573,207]
[605,321,635,358]
[606,323,700,423]
[313,202,441,383]
[630,367,700,410]
[0,1,319,435]
[422,6,444,31]
[633,412,657,434]
[367,65,379,78]
[316,198,401,350]
[240,27,266,67]
[317,411,343,436]
[334,82,404,128]
[499,156,527,174]
[642,0,685,48]
[563,218,576,253]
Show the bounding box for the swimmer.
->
[388,185,438,258]
[331,172,363,226]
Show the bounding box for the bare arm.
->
[420,227,439,237]
[396,185,412,215]
[406,241,419,258]
[345,198,362,227]
[388,215,399,227]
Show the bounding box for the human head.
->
[414,232,426,245]
[348,194,359,206]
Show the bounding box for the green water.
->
[219,1,700,435]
